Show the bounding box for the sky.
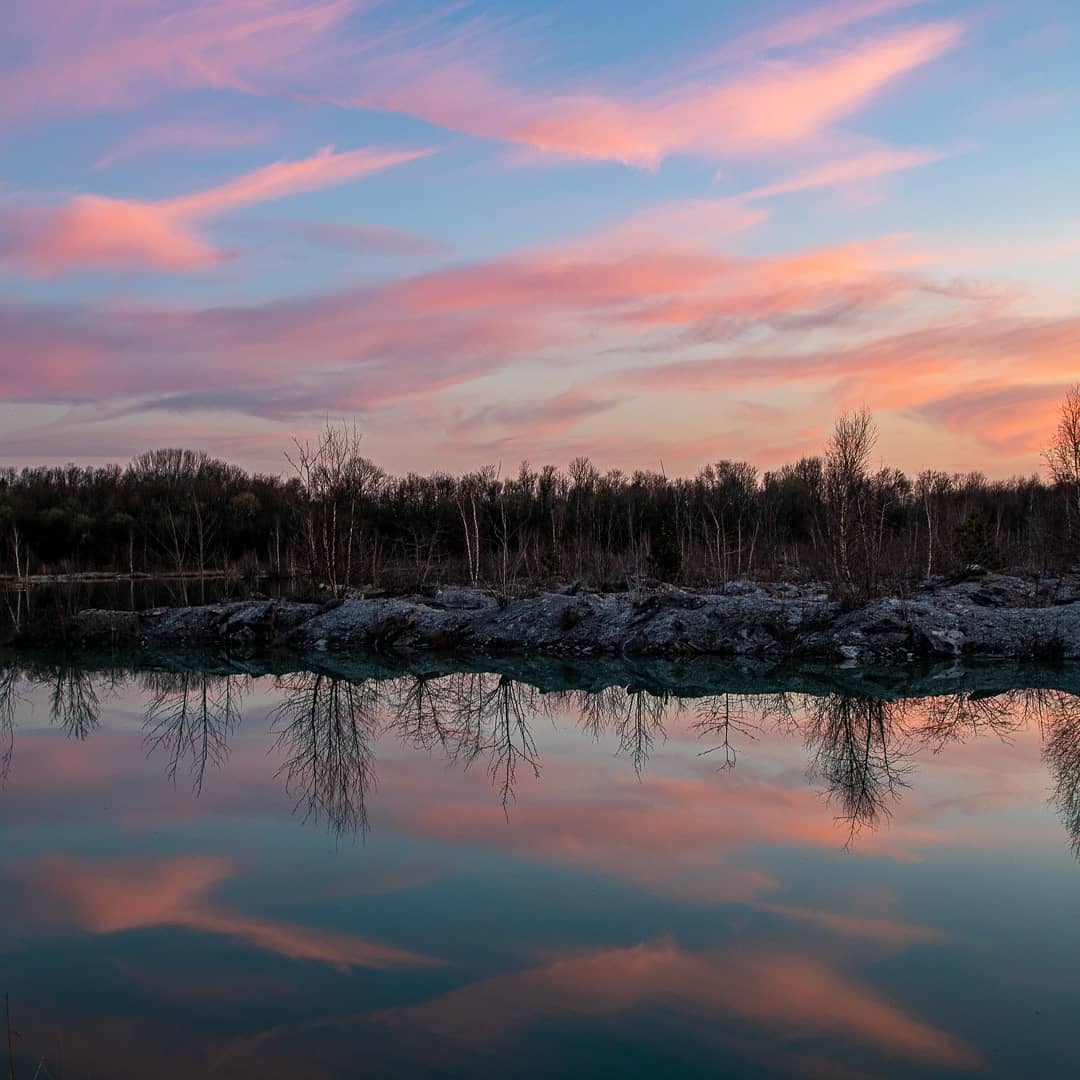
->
[1,0,1078,479]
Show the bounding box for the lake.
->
[2,653,1079,1078]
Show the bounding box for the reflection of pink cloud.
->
[24,855,441,971]
[380,939,980,1070]
[755,902,948,946]
[2,146,431,273]
[381,760,946,903]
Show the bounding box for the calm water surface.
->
[2,655,1079,1078]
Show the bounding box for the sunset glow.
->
[1,0,1077,475]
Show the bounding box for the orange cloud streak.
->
[3,146,431,274]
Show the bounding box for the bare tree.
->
[1043,384,1080,550]
[286,421,384,595]
[914,470,951,578]
[824,407,878,590]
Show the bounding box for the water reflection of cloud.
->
[13,855,443,972]
[374,939,981,1073]
[379,756,949,906]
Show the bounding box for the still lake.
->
[2,654,1079,1078]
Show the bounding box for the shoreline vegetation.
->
[1,396,1078,598]
[3,395,1080,660]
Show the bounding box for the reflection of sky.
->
[3,671,1080,1077]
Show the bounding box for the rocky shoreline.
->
[35,570,1080,662]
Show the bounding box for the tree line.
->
[2,388,1079,596]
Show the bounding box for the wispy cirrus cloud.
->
[913,382,1071,454]
[739,144,952,201]
[93,121,275,171]
[0,222,922,418]
[2,187,1075,474]
[446,386,627,450]
[222,217,444,258]
[4,1,962,171]
[0,145,432,273]
[352,21,962,168]
[1,0,354,123]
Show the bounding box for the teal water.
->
[2,656,1079,1078]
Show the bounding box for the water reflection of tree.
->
[1028,690,1080,857]
[803,695,913,843]
[270,674,379,836]
[390,674,460,755]
[693,694,777,769]
[48,665,101,740]
[449,674,543,809]
[571,686,633,742]
[558,686,679,775]
[482,675,543,808]
[0,665,20,783]
[389,673,545,809]
[616,691,676,775]
[143,672,247,794]
[908,691,1026,749]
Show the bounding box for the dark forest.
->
[3,391,1079,598]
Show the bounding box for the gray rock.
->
[48,573,1080,662]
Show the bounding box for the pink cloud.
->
[93,121,275,171]
[701,0,931,64]
[446,386,627,447]
[355,22,962,168]
[611,310,1080,415]
[914,382,1070,454]
[1,185,1075,475]
[741,144,950,200]
[4,2,961,170]
[1,145,432,274]
[0,227,919,421]
[1,0,354,122]
[226,218,443,257]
